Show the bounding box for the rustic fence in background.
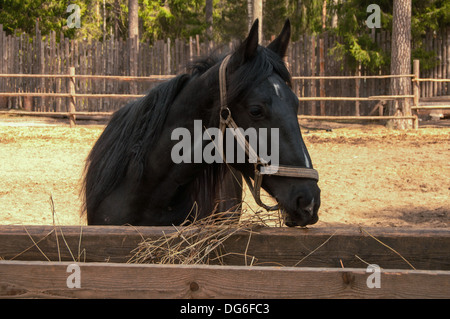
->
[0,24,449,116]
[8,60,450,128]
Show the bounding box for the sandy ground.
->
[0,115,449,228]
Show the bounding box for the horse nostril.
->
[304,198,315,216]
[297,193,315,216]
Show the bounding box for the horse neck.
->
[143,74,223,210]
[170,73,219,126]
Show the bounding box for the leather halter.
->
[217,54,319,211]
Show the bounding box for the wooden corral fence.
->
[0,69,173,127]
[1,24,449,116]
[0,225,449,298]
[2,59,449,127]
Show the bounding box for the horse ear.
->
[267,19,291,58]
[228,19,259,70]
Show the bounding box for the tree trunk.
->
[389,0,412,129]
[128,0,139,40]
[248,0,263,43]
[319,0,326,115]
[128,0,139,93]
[205,0,213,40]
[114,0,119,38]
[248,0,253,33]
[253,0,263,43]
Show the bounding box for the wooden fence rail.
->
[0,74,175,81]
[2,260,448,299]
[0,60,447,128]
[0,225,449,298]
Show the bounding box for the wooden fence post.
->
[310,35,316,116]
[196,34,200,56]
[189,36,193,62]
[355,64,361,116]
[319,33,325,116]
[447,27,450,95]
[413,59,420,108]
[68,67,76,127]
[166,38,171,75]
[0,24,7,109]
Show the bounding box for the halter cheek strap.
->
[217,54,319,211]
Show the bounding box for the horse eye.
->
[249,106,264,118]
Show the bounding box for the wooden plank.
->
[224,226,450,270]
[0,110,112,117]
[297,95,414,102]
[50,31,56,111]
[412,105,450,109]
[298,115,417,120]
[437,29,443,96]
[68,67,76,127]
[299,115,418,128]
[0,25,3,99]
[0,226,448,270]
[413,59,420,107]
[292,74,415,80]
[319,33,325,116]
[86,40,93,111]
[426,31,432,97]
[355,64,361,116]
[447,27,450,95]
[0,25,7,108]
[0,260,448,299]
[433,31,439,96]
[106,37,113,111]
[0,93,143,98]
[416,78,450,83]
[310,35,316,115]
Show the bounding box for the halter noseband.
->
[217,55,319,211]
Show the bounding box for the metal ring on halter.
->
[220,106,231,124]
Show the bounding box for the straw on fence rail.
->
[127,211,251,265]
[127,201,284,266]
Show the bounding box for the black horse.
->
[82,20,321,227]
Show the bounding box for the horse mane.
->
[82,73,190,215]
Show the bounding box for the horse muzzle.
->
[280,184,321,227]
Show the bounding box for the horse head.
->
[214,19,321,226]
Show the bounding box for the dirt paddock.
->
[0,114,449,228]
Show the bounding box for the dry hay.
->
[127,204,284,266]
